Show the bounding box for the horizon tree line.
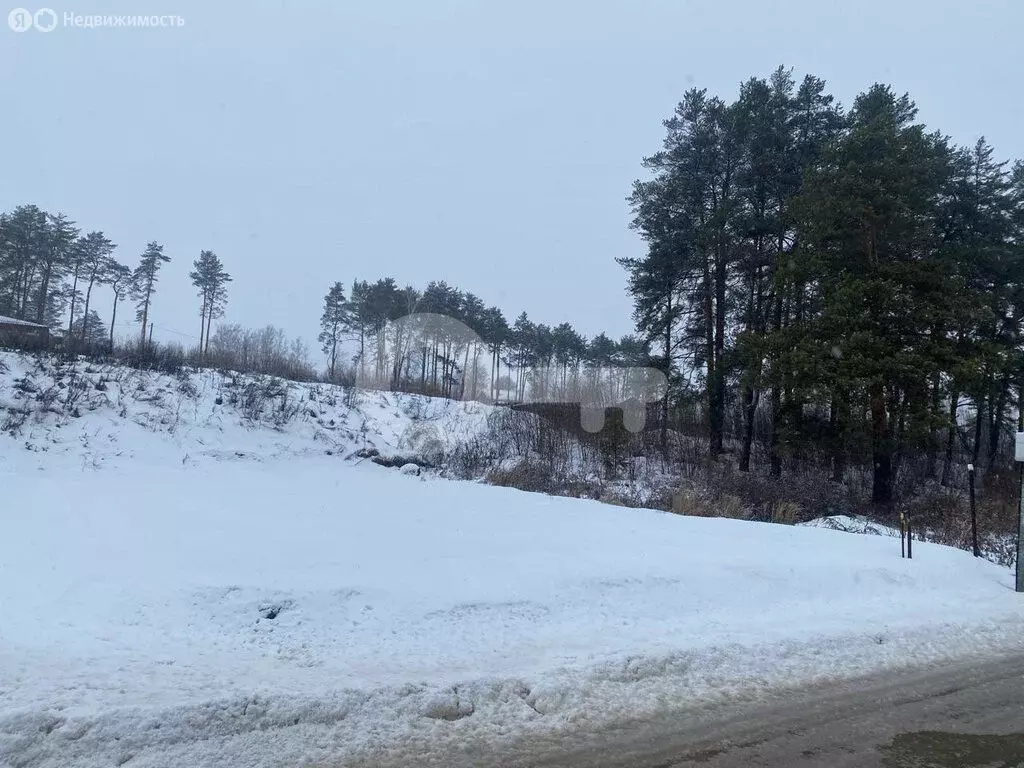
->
[0,204,231,355]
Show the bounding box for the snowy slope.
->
[0,351,493,470]
[3,462,1024,766]
[2,352,1024,767]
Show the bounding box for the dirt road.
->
[517,653,1024,768]
[337,655,1024,768]
[338,653,1024,768]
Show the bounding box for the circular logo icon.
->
[34,7,56,31]
[8,7,33,31]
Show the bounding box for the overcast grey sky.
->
[2,0,1022,354]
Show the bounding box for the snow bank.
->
[2,447,1024,767]
[800,514,899,537]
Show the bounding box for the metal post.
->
[900,511,906,559]
[968,464,979,557]
[907,516,912,560]
[1014,433,1024,593]
[1017,462,1024,593]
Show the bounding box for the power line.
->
[110,321,198,340]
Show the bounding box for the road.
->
[520,654,1024,768]
[369,654,1024,768]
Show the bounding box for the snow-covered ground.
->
[0,351,493,469]
[2,352,1024,767]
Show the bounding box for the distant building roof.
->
[0,315,49,329]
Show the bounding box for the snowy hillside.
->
[2,351,1024,767]
[0,351,493,470]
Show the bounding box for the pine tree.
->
[787,85,954,508]
[0,205,48,319]
[71,309,107,347]
[37,212,79,326]
[133,241,170,346]
[77,231,116,346]
[627,87,744,457]
[347,280,372,382]
[189,250,232,356]
[65,236,86,340]
[510,312,536,401]
[459,292,487,398]
[0,206,76,327]
[318,282,349,380]
[481,306,509,402]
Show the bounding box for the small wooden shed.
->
[0,315,51,350]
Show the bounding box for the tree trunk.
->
[739,385,758,472]
[35,262,52,325]
[710,246,727,457]
[67,267,80,341]
[988,373,1010,466]
[431,342,438,390]
[494,348,500,402]
[941,390,958,487]
[204,303,214,357]
[199,292,208,358]
[81,276,95,345]
[925,373,941,479]
[870,381,893,509]
[768,290,783,478]
[139,282,152,346]
[831,390,847,483]
[703,252,716,457]
[421,346,427,392]
[328,323,338,379]
[972,393,985,468]
[769,387,782,478]
[891,389,908,484]
[357,329,364,382]
[109,296,118,350]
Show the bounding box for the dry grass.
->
[670,490,748,519]
[769,500,801,524]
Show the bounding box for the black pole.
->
[1017,459,1024,593]
[907,516,912,560]
[969,464,980,557]
[900,512,906,559]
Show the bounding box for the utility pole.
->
[968,463,979,557]
[1017,475,1024,593]
[1015,433,1024,593]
